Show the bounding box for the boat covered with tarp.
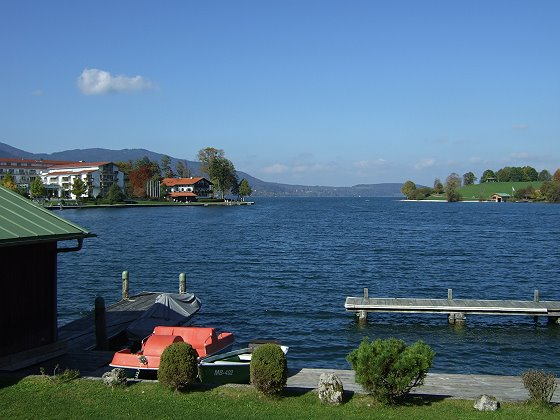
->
[125,293,201,342]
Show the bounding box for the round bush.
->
[157,341,199,391]
[250,343,287,396]
[347,338,435,404]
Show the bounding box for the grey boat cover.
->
[126,293,201,341]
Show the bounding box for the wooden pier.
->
[345,288,560,324]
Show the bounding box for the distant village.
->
[0,150,252,204]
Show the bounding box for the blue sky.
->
[1,1,558,186]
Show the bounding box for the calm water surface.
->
[57,198,560,375]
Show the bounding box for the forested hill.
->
[0,141,404,197]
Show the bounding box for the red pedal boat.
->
[110,326,234,373]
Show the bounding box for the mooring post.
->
[179,273,187,294]
[448,312,466,325]
[121,271,129,300]
[534,289,540,302]
[358,288,369,324]
[94,296,108,350]
[448,288,453,300]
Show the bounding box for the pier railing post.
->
[534,289,540,302]
[179,273,186,294]
[448,289,453,300]
[122,271,129,300]
[94,296,108,350]
[358,288,369,324]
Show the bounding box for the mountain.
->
[0,141,404,197]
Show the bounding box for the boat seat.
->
[153,326,215,348]
[143,335,183,357]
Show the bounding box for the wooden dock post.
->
[357,288,368,324]
[94,297,108,350]
[448,289,453,300]
[179,273,186,294]
[533,289,540,322]
[121,271,129,300]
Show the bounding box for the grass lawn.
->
[424,182,542,201]
[1,377,558,419]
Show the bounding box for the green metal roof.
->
[0,186,95,246]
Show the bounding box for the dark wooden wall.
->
[0,242,57,357]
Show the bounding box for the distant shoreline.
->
[46,201,255,210]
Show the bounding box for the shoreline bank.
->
[45,201,255,210]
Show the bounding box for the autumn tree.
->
[1,173,18,192]
[128,157,161,197]
[401,181,416,199]
[554,169,560,182]
[445,173,462,202]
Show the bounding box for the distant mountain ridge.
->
[0,141,404,197]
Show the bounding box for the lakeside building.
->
[0,186,94,370]
[490,193,511,202]
[41,162,125,199]
[0,158,76,189]
[161,177,213,202]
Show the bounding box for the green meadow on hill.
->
[426,181,543,201]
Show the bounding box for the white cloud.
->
[77,68,153,95]
[353,159,386,169]
[508,152,530,160]
[414,158,436,170]
[262,163,289,174]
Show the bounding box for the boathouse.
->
[161,177,213,202]
[0,186,94,370]
[490,193,511,202]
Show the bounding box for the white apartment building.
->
[0,158,76,188]
[41,162,124,199]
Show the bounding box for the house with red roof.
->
[161,177,213,202]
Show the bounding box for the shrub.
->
[157,342,199,391]
[39,364,80,383]
[347,338,435,404]
[521,370,557,405]
[250,343,287,396]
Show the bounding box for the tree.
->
[161,155,174,178]
[106,183,125,204]
[400,181,416,199]
[175,160,192,178]
[238,179,252,201]
[71,177,87,202]
[208,157,237,199]
[29,177,46,199]
[462,172,477,186]
[1,173,19,192]
[554,169,560,182]
[128,157,161,197]
[522,166,538,182]
[433,178,444,194]
[445,173,462,202]
[197,147,224,177]
[480,169,496,183]
[540,181,560,203]
[538,170,552,182]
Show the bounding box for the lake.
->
[56,198,560,375]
